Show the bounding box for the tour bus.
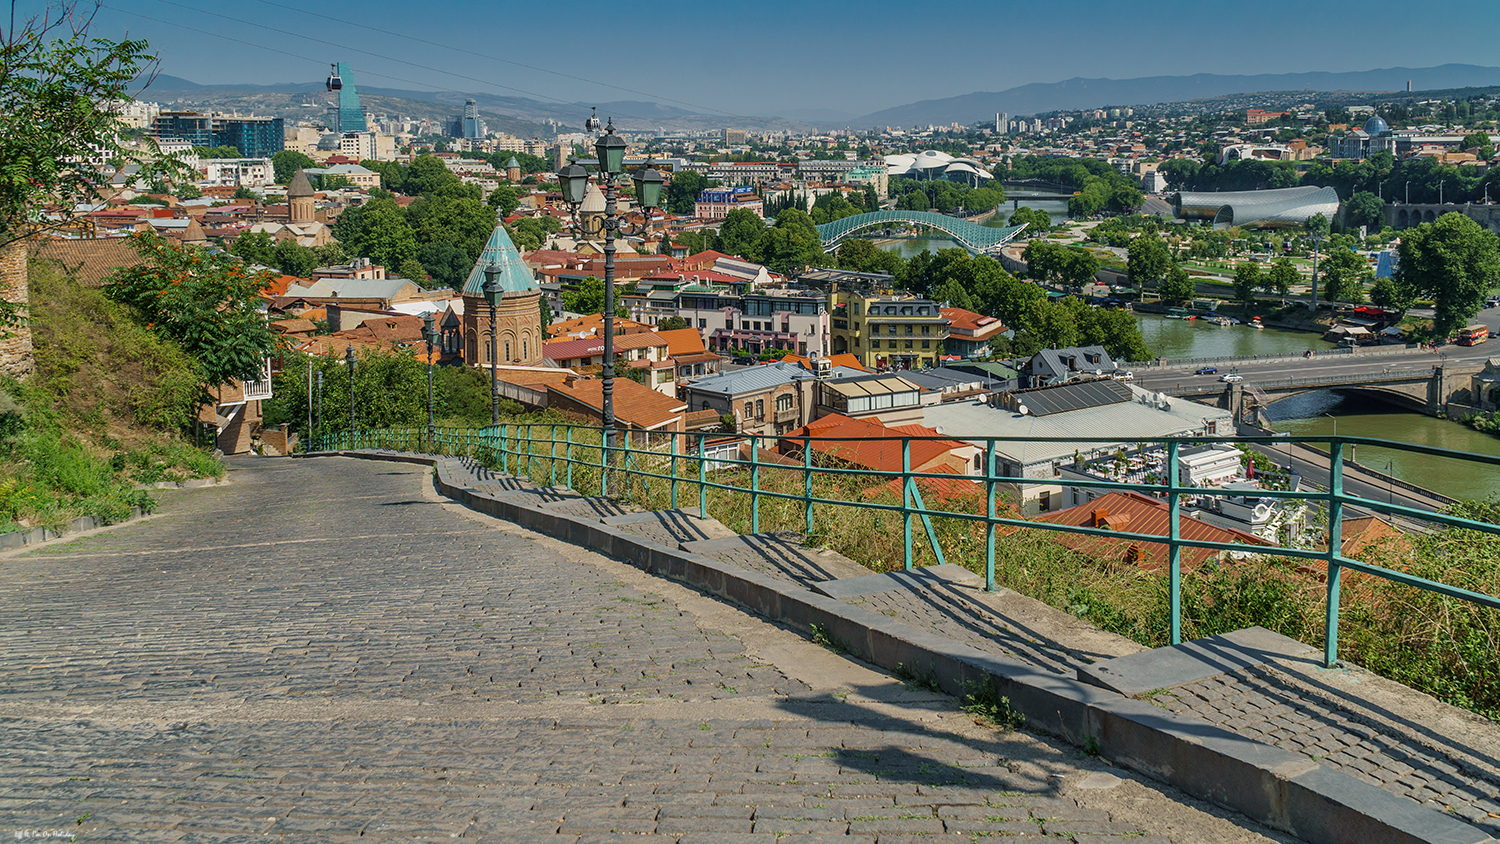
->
[1457,325,1489,346]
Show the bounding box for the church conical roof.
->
[505,156,520,168]
[288,168,314,198]
[462,223,538,296]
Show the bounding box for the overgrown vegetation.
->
[0,264,224,531]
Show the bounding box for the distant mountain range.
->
[134,64,1500,137]
[852,64,1500,128]
[133,75,817,136]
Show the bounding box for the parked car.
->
[1195,366,1218,375]
[1112,370,1134,382]
[1220,373,1243,383]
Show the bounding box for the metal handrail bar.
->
[313,422,1500,668]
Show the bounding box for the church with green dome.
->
[461,224,542,368]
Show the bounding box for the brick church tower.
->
[461,224,542,367]
[288,169,315,224]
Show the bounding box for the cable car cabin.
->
[326,64,342,92]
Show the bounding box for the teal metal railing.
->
[310,424,1500,668]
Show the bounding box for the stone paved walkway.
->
[0,456,1292,843]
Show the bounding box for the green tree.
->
[714,208,767,260]
[664,171,715,216]
[486,183,519,216]
[563,276,609,315]
[272,150,315,184]
[1267,257,1298,304]
[1319,248,1371,305]
[352,201,418,269]
[104,233,278,388]
[1395,213,1500,336]
[229,230,277,267]
[192,145,243,159]
[757,208,825,276]
[1233,261,1263,311]
[232,185,259,200]
[1344,191,1385,232]
[417,242,472,290]
[1159,264,1196,304]
[899,190,930,211]
[1008,206,1051,233]
[1304,212,1331,241]
[1369,277,1411,316]
[272,239,317,278]
[836,238,904,276]
[1127,233,1171,289]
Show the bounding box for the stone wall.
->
[0,239,34,379]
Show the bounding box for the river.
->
[1133,312,1334,360]
[868,204,1500,500]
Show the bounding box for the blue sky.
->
[58,0,1500,117]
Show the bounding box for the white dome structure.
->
[885,150,992,185]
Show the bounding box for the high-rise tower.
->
[334,62,366,133]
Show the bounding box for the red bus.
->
[1457,325,1489,346]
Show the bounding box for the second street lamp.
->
[482,264,503,426]
[556,117,664,483]
[422,311,436,446]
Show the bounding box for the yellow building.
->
[829,290,949,370]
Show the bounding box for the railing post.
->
[749,434,760,534]
[1325,439,1346,668]
[599,425,607,498]
[903,438,913,571]
[803,438,814,538]
[498,424,507,474]
[698,432,708,518]
[985,440,997,592]
[1168,440,1182,646]
[670,433,679,511]
[550,425,558,488]
[565,427,574,490]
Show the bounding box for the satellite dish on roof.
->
[1017,404,1030,415]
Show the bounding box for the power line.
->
[243,0,740,118]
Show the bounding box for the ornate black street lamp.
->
[345,344,356,445]
[482,264,503,425]
[556,117,665,461]
[422,311,436,445]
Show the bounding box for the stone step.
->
[602,508,738,548]
[681,531,872,589]
[812,563,982,600]
[536,496,637,521]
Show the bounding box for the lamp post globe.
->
[595,120,627,174]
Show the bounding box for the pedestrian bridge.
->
[816,210,1027,254]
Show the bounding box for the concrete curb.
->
[132,476,225,491]
[315,449,1494,844]
[0,507,145,552]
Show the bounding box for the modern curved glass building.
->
[1173,185,1340,229]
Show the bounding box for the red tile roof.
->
[547,377,686,429]
[1034,491,1271,569]
[783,413,968,475]
[657,328,708,357]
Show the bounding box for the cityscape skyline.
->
[80,0,1500,119]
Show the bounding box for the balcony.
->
[774,405,799,423]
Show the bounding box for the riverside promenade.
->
[0,456,1293,843]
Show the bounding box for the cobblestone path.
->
[0,456,1293,843]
